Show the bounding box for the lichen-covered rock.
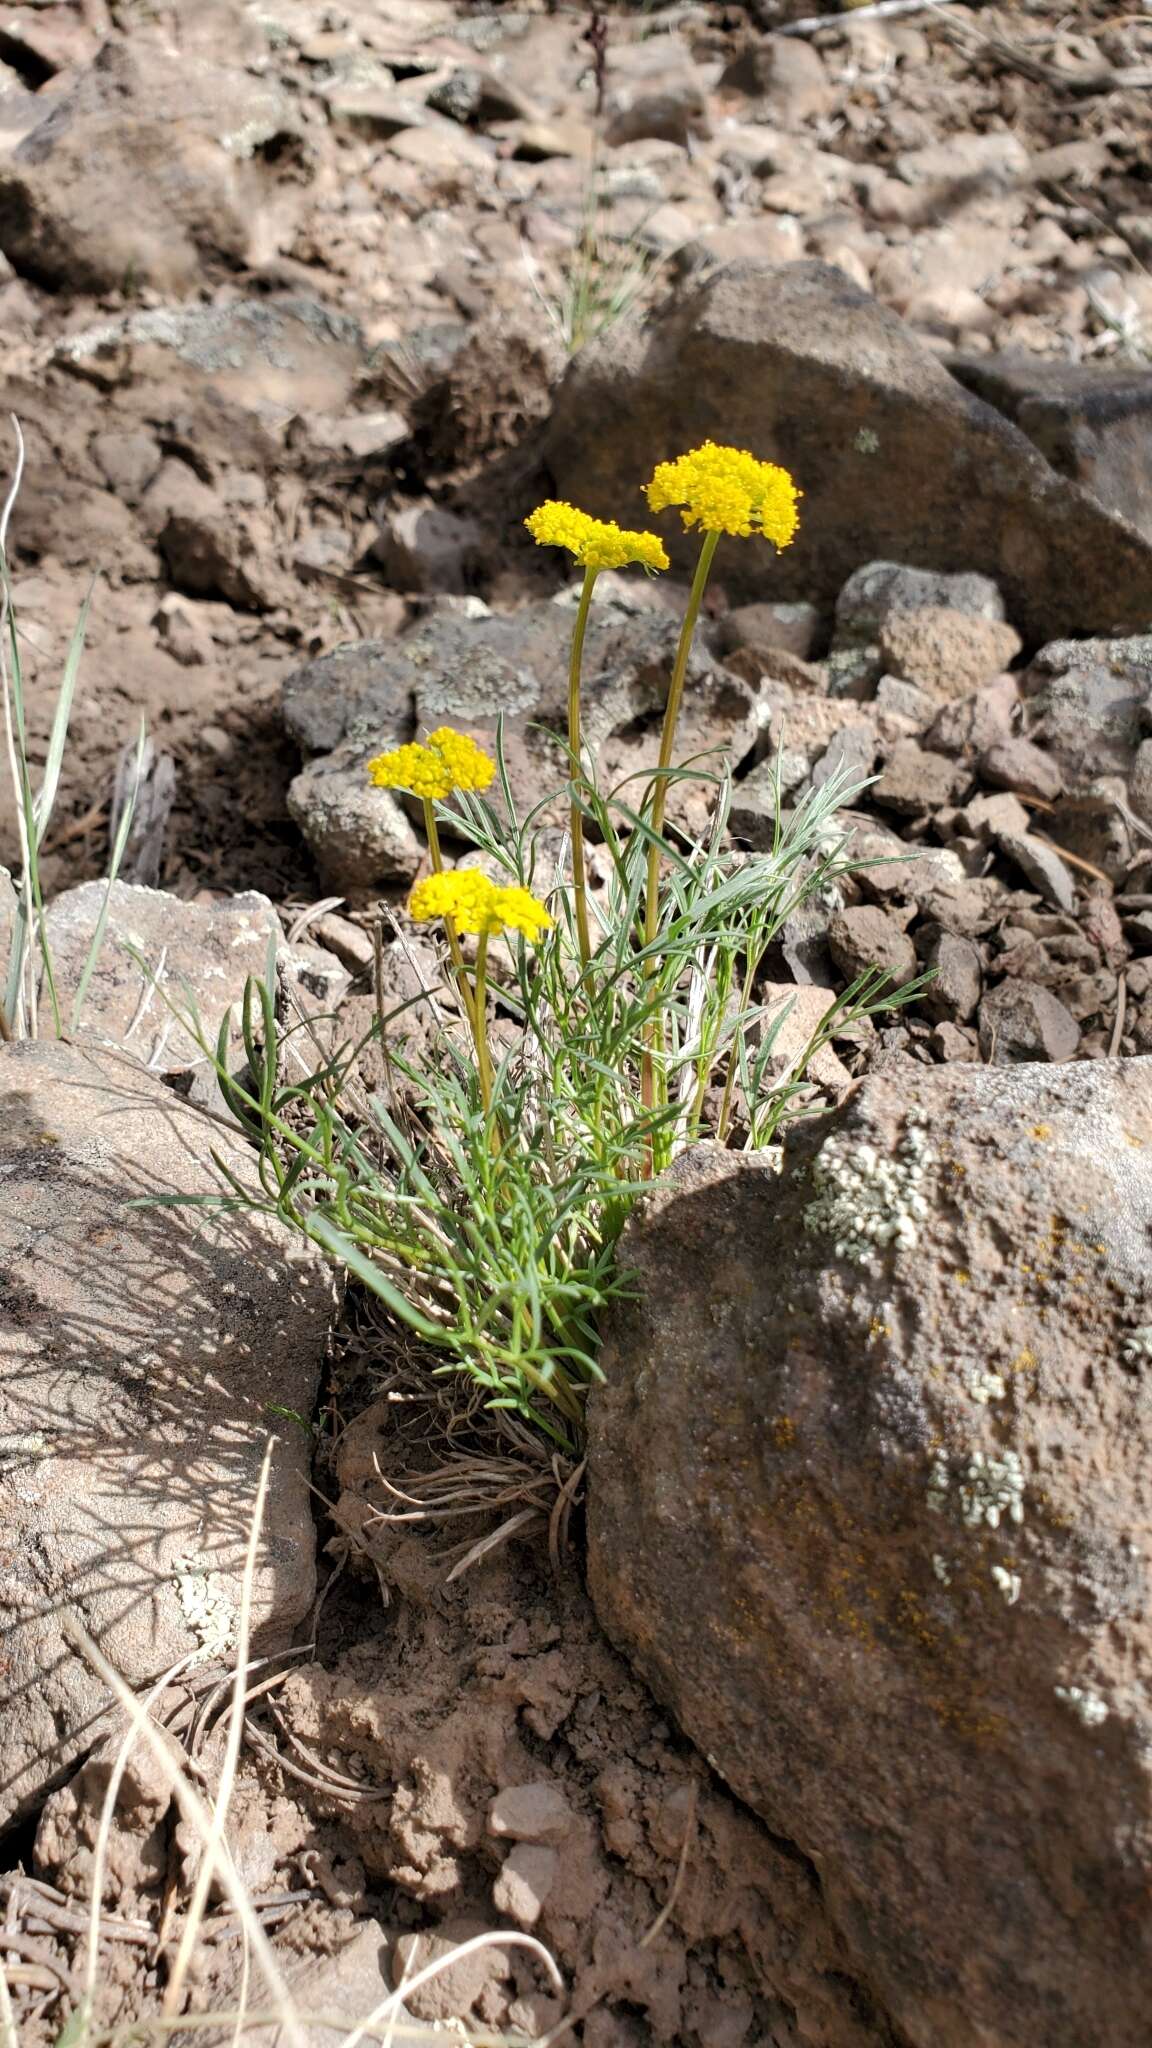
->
[589,1059,1152,2048]
[0,1039,335,1826]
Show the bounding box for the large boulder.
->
[543,261,1152,642]
[588,1058,1152,2048]
[0,1038,334,1825]
[0,36,301,293]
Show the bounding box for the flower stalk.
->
[567,565,598,967]
[421,795,475,1030]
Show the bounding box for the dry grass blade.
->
[1111,971,1128,1057]
[337,1930,564,2048]
[443,1506,543,1581]
[548,1457,586,1576]
[163,1439,276,2023]
[61,1462,309,2048]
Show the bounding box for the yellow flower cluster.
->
[645,441,801,546]
[525,500,669,574]
[409,869,553,944]
[367,727,495,802]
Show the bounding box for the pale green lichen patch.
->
[173,1553,237,1662]
[960,1449,1025,1530]
[803,1115,934,1267]
[1055,1684,1109,1727]
[967,1370,1007,1405]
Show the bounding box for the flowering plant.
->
[194,445,917,1455]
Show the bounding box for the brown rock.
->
[372,500,485,594]
[828,905,917,986]
[589,1054,1152,2048]
[978,978,1080,1062]
[758,983,853,1091]
[0,39,301,293]
[603,75,709,149]
[953,790,1032,843]
[995,832,1077,913]
[923,930,983,1022]
[871,741,972,816]
[951,355,1152,542]
[927,677,1020,761]
[930,1020,978,1060]
[1022,636,1152,783]
[719,35,836,123]
[979,737,1063,802]
[393,1919,508,2024]
[718,600,820,664]
[1045,792,1136,885]
[544,262,1152,638]
[40,881,347,1112]
[488,1782,573,1845]
[492,1844,559,1928]
[878,607,1021,699]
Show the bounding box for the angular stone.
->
[952,355,1152,542]
[871,741,972,816]
[488,1781,573,1846]
[927,676,1020,762]
[995,832,1077,913]
[589,1054,1152,2048]
[720,33,836,121]
[1045,793,1136,885]
[828,905,917,986]
[372,500,485,593]
[811,722,877,797]
[878,607,1021,700]
[492,1844,558,1928]
[979,737,1063,803]
[287,748,423,895]
[922,930,982,1023]
[1022,635,1152,783]
[0,1039,333,1827]
[836,562,1007,643]
[729,753,809,848]
[758,983,853,1092]
[718,600,820,664]
[283,603,758,857]
[603,75,709,148]
[978,979,1080,1062]
[543,262,1152,638]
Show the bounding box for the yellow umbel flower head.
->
[367,726,495,802]
[409,870,553,944]
[525,500,669,575]
[645,442,801,546]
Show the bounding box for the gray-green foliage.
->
[175,736,922,1453]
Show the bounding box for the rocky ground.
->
[2,0,1152,2042]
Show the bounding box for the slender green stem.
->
[422,796,474,1030]
[472,930,494,1115]
[644,528,720,951]
[640,528,720,1162]
[568,565,599,968]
